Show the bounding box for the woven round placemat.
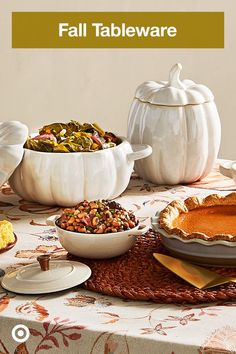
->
[68,230,236,304]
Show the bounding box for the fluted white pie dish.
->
[152,212,236,267]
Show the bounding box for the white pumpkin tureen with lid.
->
[0,121,28,188]
[127,63,221,185]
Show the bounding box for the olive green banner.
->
[12,12,224,48]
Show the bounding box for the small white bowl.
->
[47,215,149,259]
[219,160,236,184]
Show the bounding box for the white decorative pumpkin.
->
[127,63,221,185]
[9,139,152,206]
[0,121,28,188]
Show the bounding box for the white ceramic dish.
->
[9,138,152,206]
[0,121,28,188]
[47,215,149,259]
[219,160,236,184]
[2,259,91,294]
[128,63,221,185]
[151,213,236,266]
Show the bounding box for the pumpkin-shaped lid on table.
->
[135,63,214,106]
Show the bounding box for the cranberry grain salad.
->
[57,200,138,234]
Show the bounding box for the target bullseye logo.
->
[12,324,30,343]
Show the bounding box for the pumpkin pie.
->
[159,193,236,242]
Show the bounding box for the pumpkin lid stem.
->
[168,63,185,89]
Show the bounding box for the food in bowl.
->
[57,200,138,234]
[24,121,121,152]
[0,220,15,249]
[47,201,148,259]
[9,125,152,206]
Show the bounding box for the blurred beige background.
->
[0,0,235,158]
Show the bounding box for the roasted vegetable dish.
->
[24,121,121,152]
[57,200,138,234]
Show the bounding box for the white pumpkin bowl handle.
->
[127,144,152,162]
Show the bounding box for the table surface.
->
[0,163,236,354]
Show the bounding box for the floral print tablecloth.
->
[0,162,236,354]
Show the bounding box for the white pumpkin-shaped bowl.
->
[9,138,152,206]
[0,121,28,188]
[128,63,221,185]
[46,215,150,259]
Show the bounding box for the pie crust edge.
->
[158,193,236,242]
